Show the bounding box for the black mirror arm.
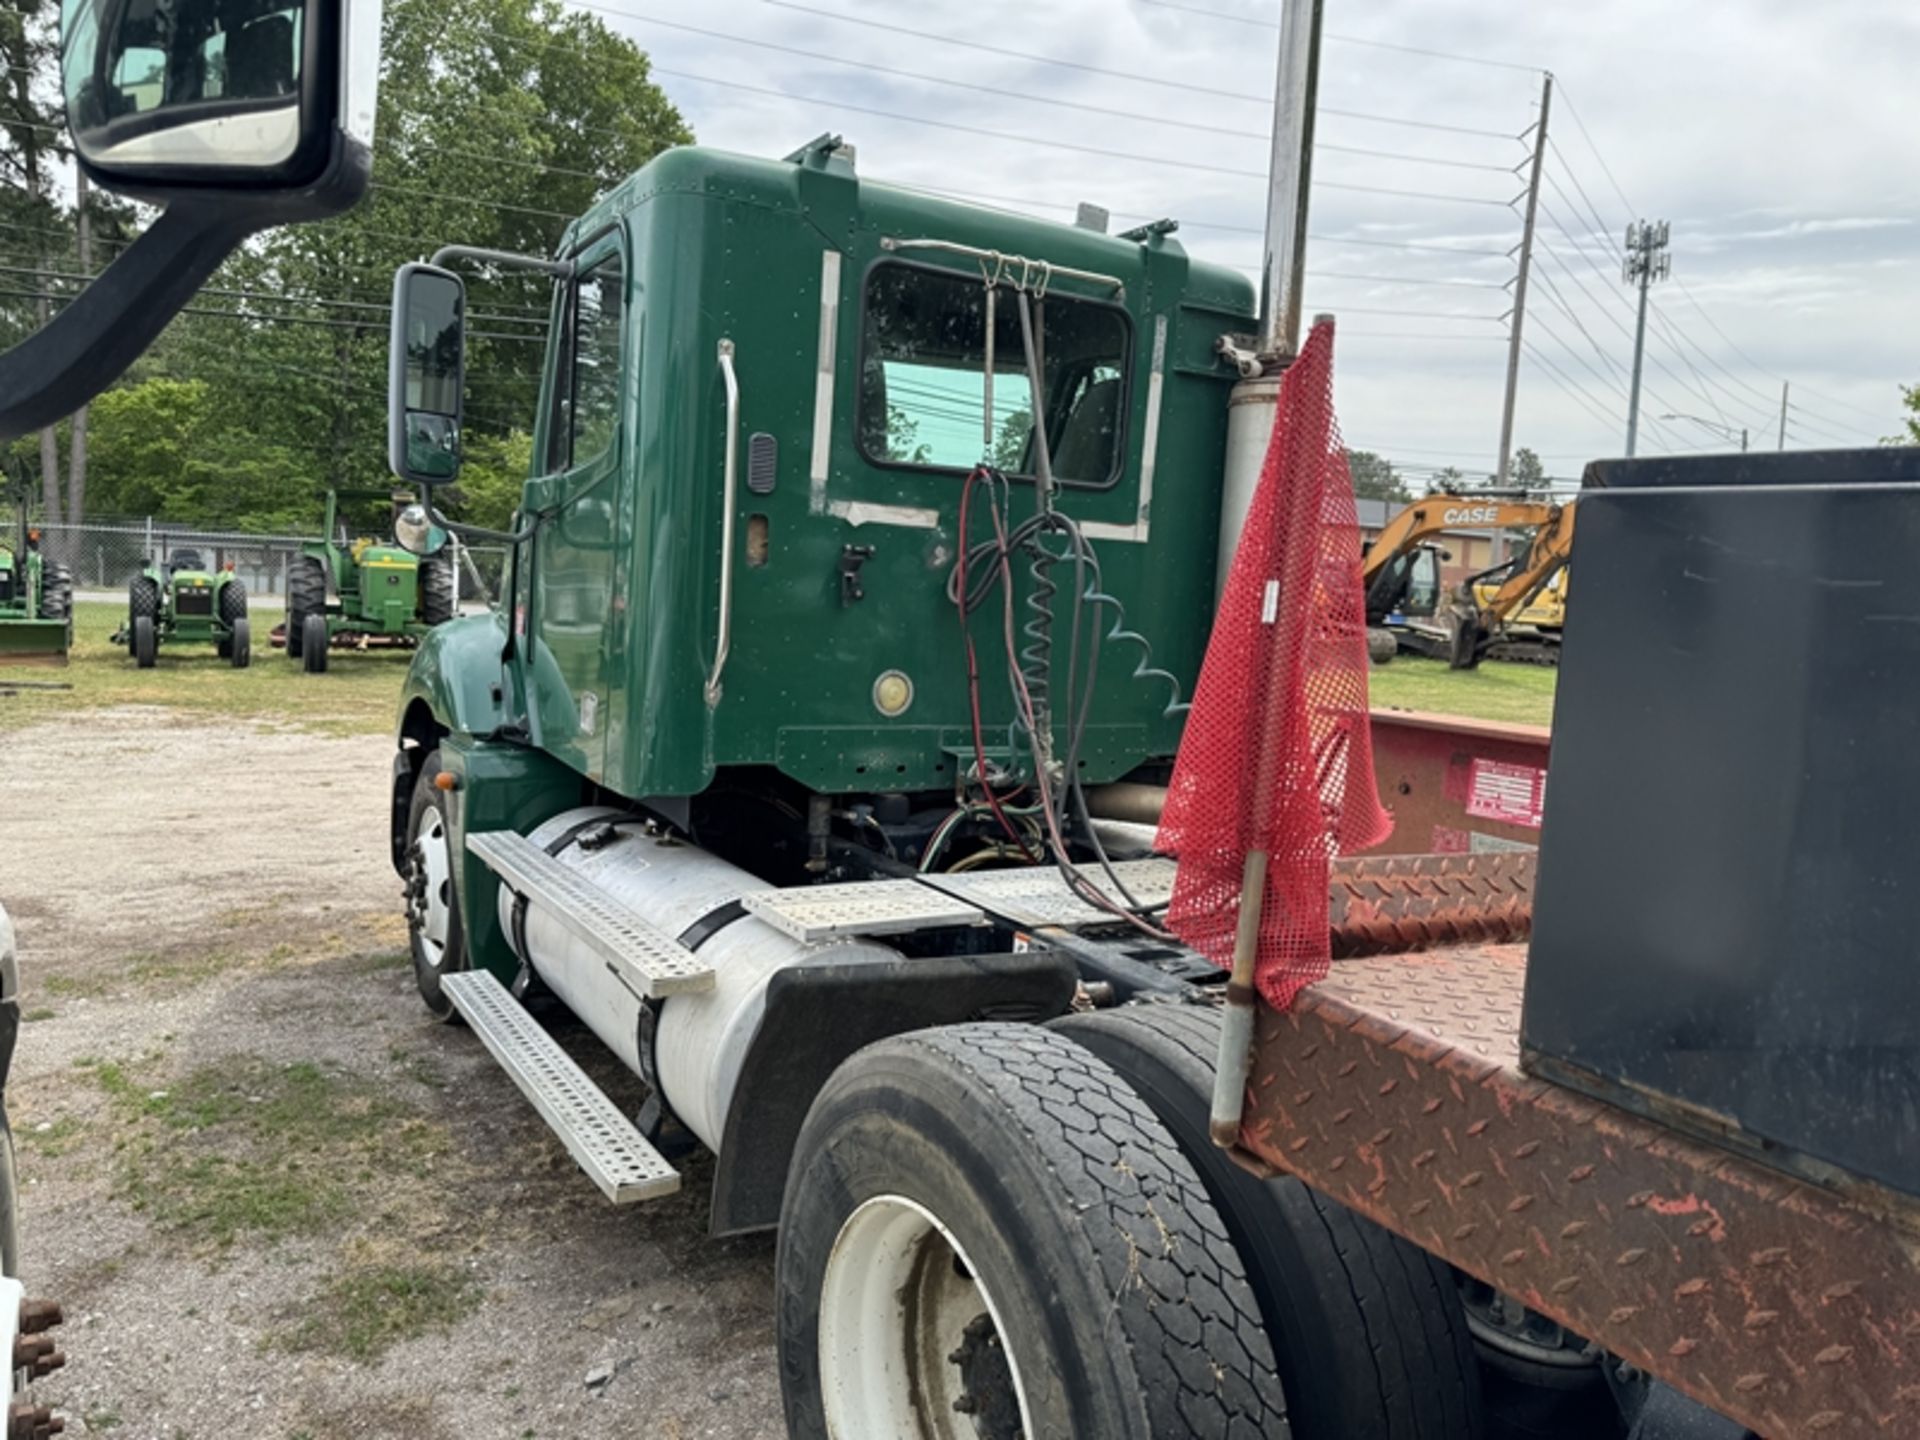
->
[429,244,574,280]
[420,488,540,547]
[0,202,252,442]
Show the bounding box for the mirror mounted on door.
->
[0,0,382,442]
[387,263,466,487]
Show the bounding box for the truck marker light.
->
[434,771,459,793]
[873,670,913,717]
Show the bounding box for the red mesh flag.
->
[1157,319,1391,1009]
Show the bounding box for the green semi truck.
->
[370,134,1885,1440]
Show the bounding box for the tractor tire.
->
[216,578,247,658]
[1053,1004,1484,1440]
[128,576,160,657]
[229,617,251,669]
[39,563,71,622]
[302,613,329,674]
[133,615,156,669]
[419,555,455,626]
[777,1025,1291,1440]
[286,556,327,660]
[405,750,467,1022]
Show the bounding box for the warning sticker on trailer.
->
[1463,758,1547,829]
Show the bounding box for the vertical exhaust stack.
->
[1217,0,1327,595]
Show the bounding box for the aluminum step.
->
[441,969,680,1204]
[921,857,1178,930]
[741,878,987,942]
[467,829,712,997]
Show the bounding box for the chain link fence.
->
[17,516,505,606]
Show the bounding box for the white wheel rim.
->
[412,806,452,969]
[818,1193,1033,1440]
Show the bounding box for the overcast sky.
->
[594,0,1915,480]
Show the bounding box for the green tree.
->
[1510,447,1545,487]
[131,0,690,531]
[1345,450,1408,502]
[990,407,1032,471]
[887,404,932,465]
[1891,385,1920,444]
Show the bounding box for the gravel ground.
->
[0,709,781,1438]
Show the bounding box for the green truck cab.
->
[394,137,1251,845]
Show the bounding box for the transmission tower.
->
[1622,219,1671,457]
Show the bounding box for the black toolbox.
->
[1523,448,1920,1199]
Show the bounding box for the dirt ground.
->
[0,708,782,1438]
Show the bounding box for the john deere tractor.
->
[284,487,454,674]
[0,478,72,667]
[120,550,250,669]
[0,525,72,667]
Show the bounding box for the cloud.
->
[600,0,1910,460]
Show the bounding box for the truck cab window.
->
[543,254,624,473]
[858,262,1130,487]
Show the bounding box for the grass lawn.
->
[1368,655,1557,728]
[0,600,412,736]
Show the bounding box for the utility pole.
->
[1258,0,1325,358]
[1622,219,1671,457]
[1496,72,1551,487]
[1778,381,1789,450]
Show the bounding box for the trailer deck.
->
[1242,941,1918,1438]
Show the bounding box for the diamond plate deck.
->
[921,857,1177,929]
[441,970,679,1204]
[467,830,712,997]
[740,880,985,942]
[1242,945,1920,1437]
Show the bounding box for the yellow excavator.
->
[1362,491,1575,669]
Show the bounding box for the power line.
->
[1134,0,1544,75]
[762,0,1269,105]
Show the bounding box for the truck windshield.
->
[858,261,1130,487]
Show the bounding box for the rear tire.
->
[302,613,329,674]
[405,751,467,1022]
[1054,1004,1484,1440]
[777,1024,1290,1439]
[419,555,455,625]
[286,556,326,660]
[229,616,251,669]
[39,563,71,621]
[133,615,156,669]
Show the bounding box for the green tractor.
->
[283,487,455,674]
[119,549,251,669]
[0,518,72,668]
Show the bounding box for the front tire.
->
[777,1025,1290,1439]
[405,751,467,1022]
[302,613,329,673]
[1054,1004,1484,1440]
[229,616,251,669]
[128,575,160,657]
[133,614,157,669]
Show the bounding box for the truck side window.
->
[857,261,1130,488]
[543,253,624,473]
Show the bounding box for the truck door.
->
[525,230,627,778]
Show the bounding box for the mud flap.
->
[706,948,1078,1237]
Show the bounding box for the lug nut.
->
[17,1301,60,1336]
[7,1399,61,1440]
